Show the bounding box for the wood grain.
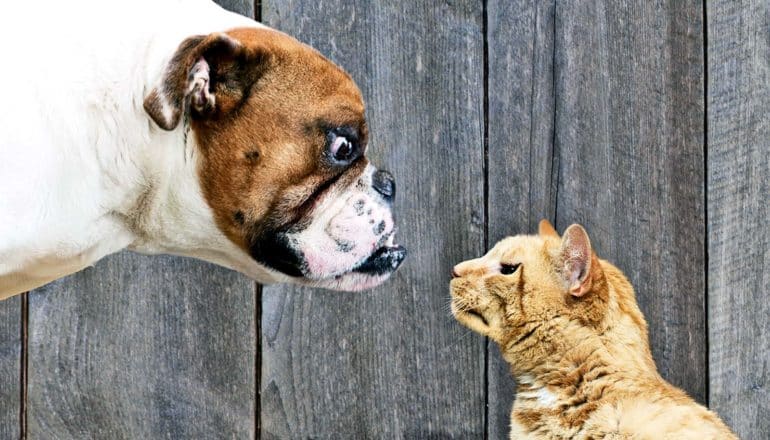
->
[260,1,486,437]
[26,255,256,439]
[0,296,20,439]
[486,0,556,437]
[215,0,254,17]
[707,1,770,438]
[551,0,707,403]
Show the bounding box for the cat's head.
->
[449,220,613,354]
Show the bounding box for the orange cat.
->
[450,220,737,439]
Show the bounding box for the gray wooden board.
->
[260,1,486,438]
[552,0,707,403]
[27,255,256,439]
[707,1,770,438]
[486,0,557,438]
[215,0,255,18]
[486,1,707,437]
[0,296,20,439]
[25,2,257,439]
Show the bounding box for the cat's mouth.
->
[449,286,492,333]
[464,309,488,326]
[450,299,489,328]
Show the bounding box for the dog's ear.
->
[144,33,268,130]
[559,224,597,297]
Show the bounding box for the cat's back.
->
[509,383,736,440]
[587,392,738,439]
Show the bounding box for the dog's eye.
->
[327,128,360,164]
[500,263,520,275]
[332,136,354,161]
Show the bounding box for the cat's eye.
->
[500,263,520,275]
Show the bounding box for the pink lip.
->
[310,271,396,292]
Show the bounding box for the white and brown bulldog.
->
[0,0,406,300]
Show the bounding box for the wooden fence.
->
[1,0,767,438]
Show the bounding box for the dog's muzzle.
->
[250,166,406,291]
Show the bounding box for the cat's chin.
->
[451,304,491,335]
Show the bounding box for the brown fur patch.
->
[197,28,369,253]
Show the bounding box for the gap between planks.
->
[481,0,491,438]
[701,0,710,408]
[20,292,28,440]
[253,8,261,440]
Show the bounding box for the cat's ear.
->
[559,224,594,297]
[538,219,559,238]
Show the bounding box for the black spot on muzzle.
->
[249,232,304,278]
[354,245,407,276]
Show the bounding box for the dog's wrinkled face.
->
[144,28,405,291]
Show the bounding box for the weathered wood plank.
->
[0,296,20,439]
[215,0,254,18]
[486,1,706,436]
[260,1,486,437]
[486,0,556,437]
[27,255,256,439]
[25,2,257,438]
[552,0,707,404]
[707,1,770,438]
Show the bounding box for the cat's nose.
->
[451,263,464,278]
[451,268,460,278]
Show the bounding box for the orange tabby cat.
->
[450,220,737,439]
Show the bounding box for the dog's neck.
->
[108,116,279,282]
[112,124,212,250]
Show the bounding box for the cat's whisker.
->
[440,327,480,353]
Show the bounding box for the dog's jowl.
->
[0,0,406,299]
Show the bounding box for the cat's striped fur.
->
[450,220,736,439]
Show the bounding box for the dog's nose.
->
[372,170,395,201]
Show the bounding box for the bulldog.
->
[0,0,406,300]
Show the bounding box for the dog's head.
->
[144,28,405,291]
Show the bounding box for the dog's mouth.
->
[352,243,407,275]
[249,229,406,291]
[300,233,407,291]
[294,241,406,292]
[248,164,406,291]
